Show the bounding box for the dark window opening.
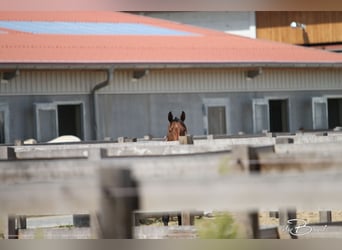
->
[208,106,227,135]
[328,98,342,129]
[269,99,289,133]
[58,104,83,139]
[0,111,5,144]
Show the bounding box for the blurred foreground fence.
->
[1,131,342,239]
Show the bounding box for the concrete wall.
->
[1,69,341,95]
[0,68,341,142]
[1,89,342,142]
[97,90,342,140]
[0,95,93,142]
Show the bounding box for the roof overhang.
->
[1,62,342,71]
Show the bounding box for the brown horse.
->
[167,111,187,141]
[162,111,187,226]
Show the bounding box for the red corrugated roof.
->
[0,11,342,66]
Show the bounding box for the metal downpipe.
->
[91,67,114,140]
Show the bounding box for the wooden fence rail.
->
[3,130,342,160]
[2,167,342,238]
[1,136,342,239]
[1,163,342,214]
[1,139,342,213]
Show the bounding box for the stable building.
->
[0,11,342,143]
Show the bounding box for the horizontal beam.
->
[0,159,98,184]
[101,145,231,157]
[0,178,99,215]
[1,167,342,215]
[8,147,90,160]
[139,172,342,211]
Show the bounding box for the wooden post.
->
[89,212,102,239]
[14,140,22,146]
[180,211,193,226]
[279,207,297,239]
[249,211,260,239]
[133,212,141,226]
[179,135,193,145]
[8,216,17,239]
[178,135,193,226]
[319,210,332,223]
[117,137,127,143]
[7,215,26,239]
[98,168,139,238]
[18,216,26,230]
[143,135,152,141]
[207,134,214,140]
[0,215,8,239]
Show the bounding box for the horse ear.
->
[168,112,173,123]
[180,111,186,121]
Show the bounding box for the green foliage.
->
[138,218,160,225]
[34,228,44,239]
[217,156,231,175]
[196,212,237,239]
[58,224,73,229]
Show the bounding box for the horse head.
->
[167,111,187,141]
